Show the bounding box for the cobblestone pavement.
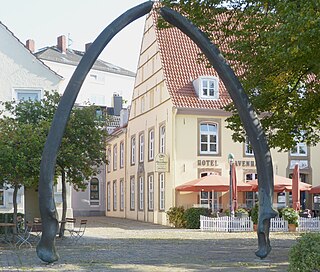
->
[0,217,299,271]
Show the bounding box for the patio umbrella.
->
[309,185,320,194]
[292,164,300,211]
[231,163,238,211]
[175,173,253,192]
[247,175,312,192]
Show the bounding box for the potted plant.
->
[250,203,259,231]
[235,208,249,218]
[281,207,299,231]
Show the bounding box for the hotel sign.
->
[197,159,256,167]
[155,153,169,172]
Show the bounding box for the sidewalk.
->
[0,216,299,271]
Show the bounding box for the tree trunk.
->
[58,170,67,237]
[12,184,18,235]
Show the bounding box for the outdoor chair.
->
[64,217,76,236]
[16,217,32,248]
[69,219,87,243]
[30,217,42,241]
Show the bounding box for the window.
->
[245,137,254,156]
[141,96,145,113]
[159,173,165,211]
[120,142,124,168]
[130,176,135,210]
[200,123,218,154]
[107,182,111,211]
[290,142,307,156]
[90,178,99,206]
[148,175,154,211]
[0,184,4,206]
[193,77,219,100]
[149,129,154,160]
[159,125,166,153]
[113,181,117,210]
[131,136,136,165]
[107,148,111,172]
[139,176,144,210]
[120,179,124,211]
[245,173,258,208]
[113,145,117,170]
[139,133,144,163]
[14,88,42,101]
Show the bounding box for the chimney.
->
[120,108,129,127]
[85,43,92,52]
[57,35,67,54]
[112,94,123,116]
[26,39,35,53]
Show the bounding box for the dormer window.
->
[193,76,219,100]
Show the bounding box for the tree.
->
[160,0,320,150]
[0,91,108,234]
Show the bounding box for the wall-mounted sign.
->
[234,160,256,167]
[197,159,255,168]
[197,160,219,167]
[155,153,169,172]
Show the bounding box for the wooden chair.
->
[16,217,32,248]
[69,219,87,243]
[64,217,76,235]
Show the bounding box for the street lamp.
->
[228,153,235,217]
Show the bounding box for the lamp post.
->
[228,153,235,217]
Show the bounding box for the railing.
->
[298,217,320,232]
[270,217,288,232]
[200,215,253,232]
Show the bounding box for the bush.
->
[249,203,259,224]
[235,208,249,218]
[288,232,320,272]
[184,207,210,229]
[166,206,186,228]
[281,207,299,226]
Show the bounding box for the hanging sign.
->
[155,153,169,172]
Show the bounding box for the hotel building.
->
[105,10,320,225]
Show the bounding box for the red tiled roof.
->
[153,12,232,110]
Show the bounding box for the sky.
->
[0,0,149,72]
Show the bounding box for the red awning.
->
[309,185,320,194]
[175,173,254,192]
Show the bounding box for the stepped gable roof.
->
[35,47,136,77]
[153,12,232,110]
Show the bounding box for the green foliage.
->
[281,207,299,226]
[288,232,320,272]
[249,203,259,224]
[184,207,210,229]
[166,206,186,228]
[161,0,320,151]
[235,208,249,218]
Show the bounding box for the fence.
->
[298,217,320,232]
[200,215,253,232]
[270,217,288,232]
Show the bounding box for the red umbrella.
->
[176,173,253,192]
[231,163,238,211]
[292,164,300,211]
[309,185,320,194]
[247,175,312,192]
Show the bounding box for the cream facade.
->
[106,11,319,225]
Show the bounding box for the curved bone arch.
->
[37,1,276,263]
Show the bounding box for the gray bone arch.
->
[37,1,275,263]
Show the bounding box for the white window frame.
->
[159,173,165,211]
[245,137,254,156]
[148,174,154,211]
[120,179,124,211]
[193,76,219,100]
[113,144,117,170]
[0,184,5,207]
[113,181,117,210]
[107,148,111,172]
[131,136,136,165]
[130,177,135,210]
[120,142,124,168]
[149,129,154,160]
[200,123,218,154]
[89,178,100,206]
[290,142,307,156]
[107,182,111,211]
[13,88,42,101]
[159,125,165,154]
[139,176,144,210]
[139,133,144,163]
